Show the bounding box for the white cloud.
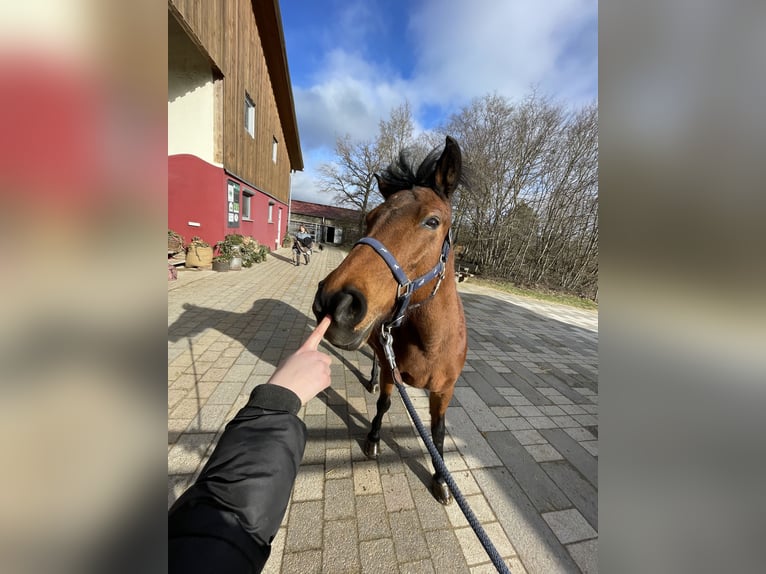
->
[409,0,597,108]
[293,49,411,151]
[289,0,597,200]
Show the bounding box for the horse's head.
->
[313,136,463,350]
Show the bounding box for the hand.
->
[266,316,332,405]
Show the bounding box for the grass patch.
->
[468,277,598,311]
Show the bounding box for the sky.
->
[279,0,598,204]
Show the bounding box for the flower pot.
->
[185,245,213,268]
[229,245,242,271]
[212,260,230,272]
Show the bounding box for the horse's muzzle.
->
[313,282,369,349]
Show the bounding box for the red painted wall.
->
[168,154,287,251]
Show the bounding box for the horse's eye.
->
[423,217,440,230]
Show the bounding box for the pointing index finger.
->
[302,316,332,351]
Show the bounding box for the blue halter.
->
[354,232,451,330]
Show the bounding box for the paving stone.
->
[167,432,215,474]
[170,398,203,420]
[185,404,230,432]
[515,405,543,417]
[580,440,598,457]
[324,478,355,520]
[322,519,359,573]
[325,447,352,479]
[540,428,598,487]
[359,538,398,573]
[473,467,580,573]
[572,413,598,426]
[356,494,391,541]
[542,508,598,544]
[403,459,451,531]
[353,459,383,496]
[490,406,520,418]
[445,407,502,468]
[223,363,253,382]
[501,417,533,431]
[281,550,321,573]
[285,500,324,551]
[567,538,598,574]
[564,427,596,442]
[390,509,430,562]
[445,493,496,527]
[381,472,415,512]
[293,464,325,501]
[205,382,244,405]
[524,443,564,462]
[541,460,598,529]
[425,529,471,573]
[527,416,558,429]
[211,356,237,370]
[463,366,514,406]
[399,559,436,574]
[485,431,571,513]
[511,429,547,445]
[454,387,506,431]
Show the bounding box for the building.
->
[168,0,302,251]
[289,200,362,245]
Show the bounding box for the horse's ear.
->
[434,136,462,199]
[375,173,400,199]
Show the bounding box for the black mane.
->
[377,139,469,197]
[378,147,443,191]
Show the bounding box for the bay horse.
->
[313,136,467,505]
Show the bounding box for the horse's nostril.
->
[327,288,367,329]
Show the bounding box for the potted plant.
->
[215,235,244,271]
[212,239,234,271]
[168,229,185,255]
[240,236,269,266]
[223,234,244,271]
[185,236,213,268]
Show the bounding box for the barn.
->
[289,200,363,246]
[168,0,302,251]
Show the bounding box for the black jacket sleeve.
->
[168,384,306,574]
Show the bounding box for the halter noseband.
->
[354,231,451,330]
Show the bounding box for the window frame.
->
[244,92,255,138]
[242,191,253,220]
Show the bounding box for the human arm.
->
[168,317,332,573]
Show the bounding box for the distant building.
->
[289,200,362,245]
[168,0,302,250]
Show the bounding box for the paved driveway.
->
[168,245,598,573]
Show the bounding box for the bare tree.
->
[318,135,378,233]
[319,102,420,232]
[442,93,598,299]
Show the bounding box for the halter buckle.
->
[396,281,413,300]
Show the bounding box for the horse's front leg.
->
[429,388,455,505]
[363,377,392,458]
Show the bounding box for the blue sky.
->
[280,0,598,203]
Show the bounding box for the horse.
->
[312,136,467,505]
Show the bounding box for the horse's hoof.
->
[363,439,380,459]
[431,478,452,505]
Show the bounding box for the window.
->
[268,201,274,223]
[244,92,255,137]
[242,191,253,220]
[272,137,278,163]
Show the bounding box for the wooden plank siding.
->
[169,0,299,205]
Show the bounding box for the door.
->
[276,207,283,249]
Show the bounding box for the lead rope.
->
[381,328,512,574]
